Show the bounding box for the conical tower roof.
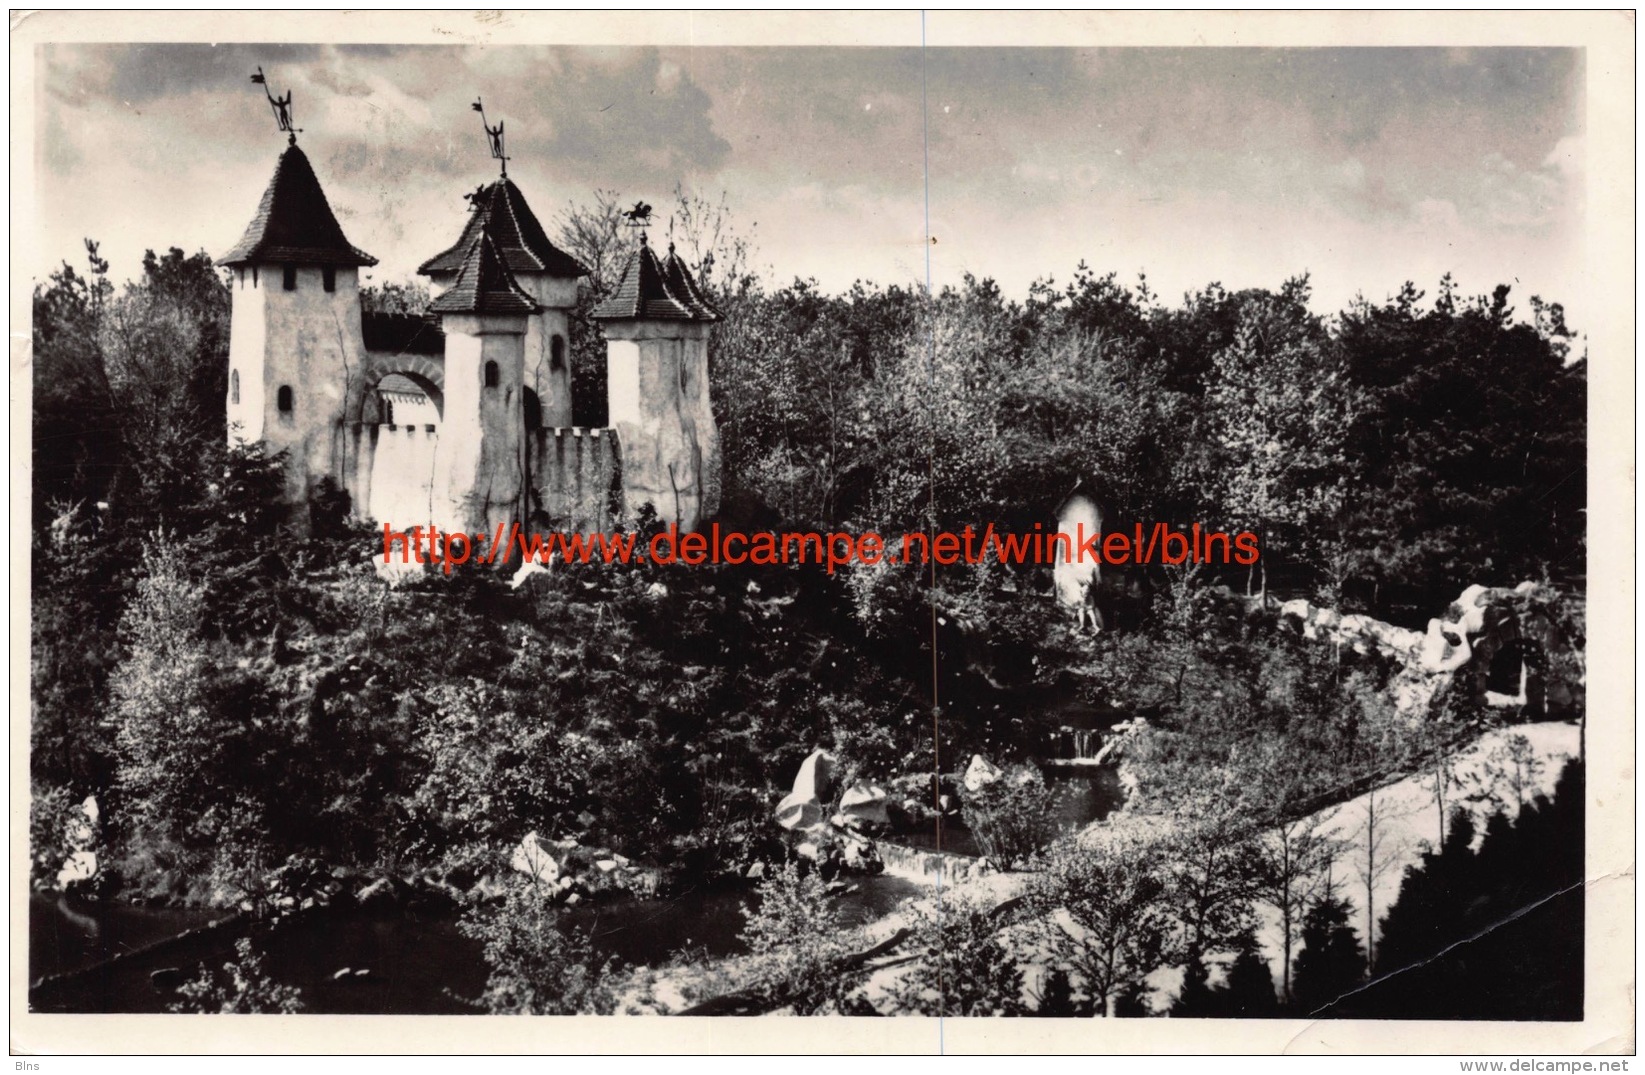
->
[221,145,376,267]
[427,229,542,316]
[418,178,587,279]
[593,234,719,323]
[660,242,721,321]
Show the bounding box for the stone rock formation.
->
[1277,581,1582,721]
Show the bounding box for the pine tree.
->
[1290,896,1367,1015]
[1220,947,1280,1017]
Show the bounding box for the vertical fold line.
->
[919,9,947,1050]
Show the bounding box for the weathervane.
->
[621,200,654,229]
[472,98,508,176]
[250,66,301,145]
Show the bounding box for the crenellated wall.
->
[528,427,622,532]
[364,422,442,530]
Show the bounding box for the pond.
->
[30,871,927,1015]
[888,762,1126,858]
[32,755,1122,1013]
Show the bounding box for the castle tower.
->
[593,234,721,530]
[426,227,541,540]
[418,179,587,429]
[222,143,377,506]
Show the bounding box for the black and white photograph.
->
[12,10,1634,1058]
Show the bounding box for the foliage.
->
[960,765,1059,870]
[168,937,304,1014]
[736,863,857,1014]
[458,882,618,1015]
[28,212,1587,1027]
[882,892,1030,1016]
[1028,833,1176,1017]
[29,785,81,888]
[359,280,431,315]
[1289,896,1367,1015]
[1339,759,1584,1019]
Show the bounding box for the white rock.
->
[840,783,889,825]
[509,831,561,885]
[963,754,1003,793]
[56,851,97,889]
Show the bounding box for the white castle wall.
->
[367,423,442,530]
[226,264,365,504]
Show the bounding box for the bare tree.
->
[1351,783,1411,970]
[1458,732,1547,816]
[1158,780,1265,969]
[1256,807,1341,1004]
[555,189,627,294]
[665,181,758,303]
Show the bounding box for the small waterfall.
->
[877,842,977,886]
[1047,726,1104,763]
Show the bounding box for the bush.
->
[961,765,1058,870]
[168,937,303,1014]
[458,882,617,1015]
[29,785,80,888]
[737,863,856,1014]
[882,892,1029,1016]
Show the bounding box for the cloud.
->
[31,43,1588,331]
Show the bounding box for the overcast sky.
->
[35,43,1585,323]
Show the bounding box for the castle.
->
[221,134,721,541]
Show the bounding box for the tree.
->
[360,279,431,315]
[1352,783,1403,970]
[1156,781,1265,979]
[1247,751,1342,1004]
[1350,761,1583,1019]
[1204,283,1360,606]
[884,892,1029,1016]
[1029,834,1176,1017]
[1459,732,1547,816]
[1220,946,1281,1017]
[109,536,233,833]
[1374,807,1478,979]
[556,188,628,294]
[1290,896,1367,1014]
[32,240,118,515]
[1336,278,1584,610]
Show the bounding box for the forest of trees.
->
[30,188,1586,1017]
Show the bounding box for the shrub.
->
[1028,833,1176,1017]
[29,785,80,888]
[961,765,1058,870]
[168,937,304,1014]
[882,892,1028,1016]
[737,863,856,1014]
[458,881,617,1015]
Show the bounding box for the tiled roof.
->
[221,145,377,267]
[661,243,721,322]
[427,230,541,316]
[418,178,587,278]
[361,311,445,356]
[592,235,719,323]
